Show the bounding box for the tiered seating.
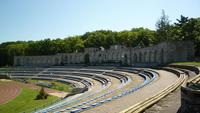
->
[0,67,158,113]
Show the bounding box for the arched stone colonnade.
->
[14,41,194,67]
[131,48,165,66]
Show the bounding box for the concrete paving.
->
[82,70,179,113]
[144,88,181,113]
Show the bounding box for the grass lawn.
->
[28,79,73,92]
[0,87,59,113]
[171,61,200,67]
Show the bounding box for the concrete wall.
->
[14,41,194,67]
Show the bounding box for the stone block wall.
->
[14,41,194,67]
[178,86,200,113]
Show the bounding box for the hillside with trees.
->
[0,12,200,66]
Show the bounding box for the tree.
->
[35,87,48,100]
[175,15,189,28]
[66,36,84,52]
[173,15,189,40]
[82,30,117,49]
[173,16,200,56]
[182,18,200,56]
[132,28,156,47]
[156,10,171,42]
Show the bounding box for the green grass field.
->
[0,87,59,113]
[27,79,73,92]
[171,61,200,67]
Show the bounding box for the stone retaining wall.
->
[14,41,194,67]
[178,86,200,113]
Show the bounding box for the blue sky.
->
[0,0,199,43]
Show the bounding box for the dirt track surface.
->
[0,81,21,104]
[0,79,66,105]
[82,70,179,113]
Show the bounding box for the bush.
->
[35,87,48,100]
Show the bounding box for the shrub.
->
[35,87,49,100]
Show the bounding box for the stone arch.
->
[114,52,118,61]
[110,52,112,60]
[104,53,106,62]
[76,54,79,63]
[25,58,29,65]
[134,53,137,63]
[112,52,115,61]
[16,58,20,66]
[75,54,78,63]
[102,53,105,63]
[144,51,147,63]
[116,52,119,61]
[124,54,128,65]
[149,51,152,63]
[118,52,121,61]
[47,59,50,64]
[94,53,97,63]
[84,53,90,64]
[55,58,59,65]
[77,54,80,63]
[139,52,142,62]
[154,50,157,63]
[98,53,101,62]
[42,59,46,64]
[161,48,164,64]
[71,55,74,64]
[37,59,40,64]
[107,53,110,61]
[97,53,100,63]
[131,53,134,63]
[65,56,68,63]
[105,53,108,61]
[69,55,72,64]
[45,59,47,65]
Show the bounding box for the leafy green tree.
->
[131,28,156,47]
[173,15,189,40]
[182,18,200,56]
[83,30,116,49]
[175,15,189,28]
[156,10,171,42]
[65,36,84,52]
